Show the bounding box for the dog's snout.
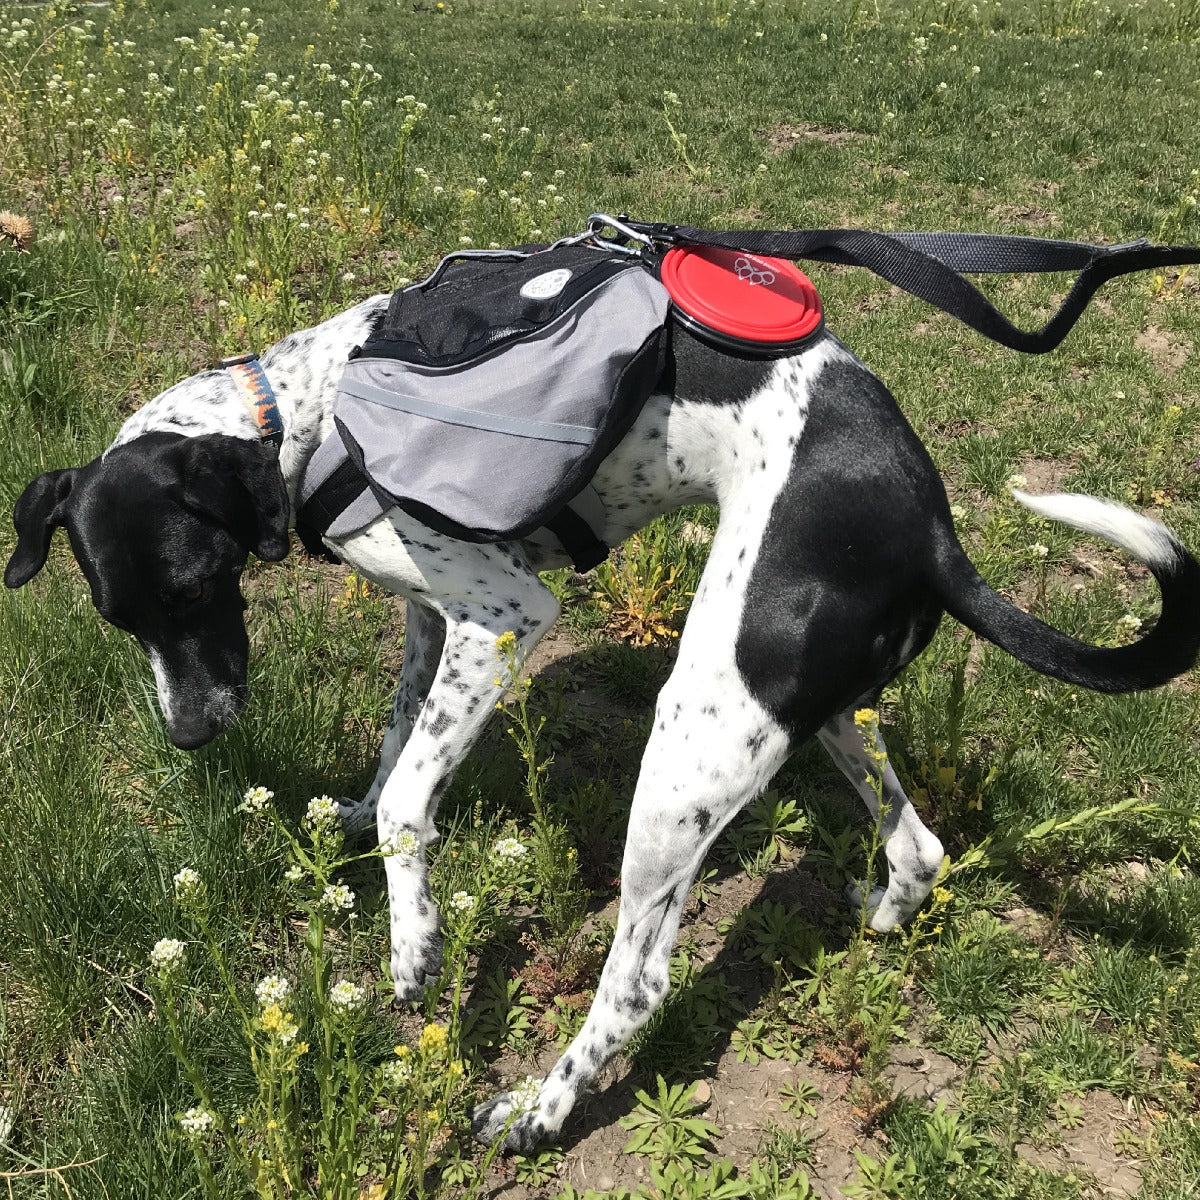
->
[165,691,243,749]
[168,718,224,751]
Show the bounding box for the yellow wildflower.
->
[394,1044,410,1058]
[932,886,953,906]
[418,1023,449,1053]
[259,1003,299,1044]
[495,631,517,655]
[853,707,878,731]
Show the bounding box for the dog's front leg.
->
[377,591,559,1001]
[338,600,446,834]
[817,709,945,930]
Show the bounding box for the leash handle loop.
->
[626,220,1200,354]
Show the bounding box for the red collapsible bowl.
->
[659,244,823,357]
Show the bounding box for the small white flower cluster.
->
[177,1107,216,1138]
[1029,543,1049,559]
[381,830,420,857]
[240,784,274,814]
[150,937,186,975]
[379,1057,413,1086]
[329,979,366,1013]
[492,837,527,863]
[510,1075,542,1113]
[255,974,292,1007]
[173,866,202,901]
[1117,613,1143,634]
[305,794,341,831]
[1006,473,1028,491]
[284,864,305,884]
[321,883,356,914]
[448,891,475,914]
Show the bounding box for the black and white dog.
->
[7,293,1200,1149]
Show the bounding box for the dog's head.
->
[4,432,290,749]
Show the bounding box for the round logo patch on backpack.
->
[520,268,573,300]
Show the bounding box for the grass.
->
[2,0,1200,1196]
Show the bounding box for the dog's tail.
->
[932,491,1200,692]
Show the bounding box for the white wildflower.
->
[173,867,202,900]
[255,975,292,1007]
[1029,543,1049,559]
[449,891,475,914]
[178,1107,216,1138]
[329,979,366,1013]
[321,883,356,913]
[240,784,274,813]
[150,937,186,976]
[304,794,341,830]
[1006,473,1028,491]
[510,1075,541,1112]
[379,1057,413,1086]
[492,837,527,862]
[382,830,420,857]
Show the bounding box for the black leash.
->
[610,217,1200,354]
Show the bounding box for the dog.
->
[7,289,1200,1151]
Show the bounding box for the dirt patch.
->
[1135,325,1192,374]
[882,1044,960,1105]
[989,204,1059,229]
[525,624,584,678]
[764,123,866,153]
[1016,1089,1147,1197]
[1015,456,1077,495]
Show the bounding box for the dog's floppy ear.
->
[4,468,78,588]
[182,436,291,562]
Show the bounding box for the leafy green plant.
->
[842,1150,918,1200]
[726,791,810,871]
[594,525,699,647]
[719,901,819,970]
[779,1079,821,1119]
[619,1077,721,1169]
[513,1144,564,1186]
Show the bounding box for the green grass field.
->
[3,1,1200,1196]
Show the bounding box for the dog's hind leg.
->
[817,710,945,931]
[472,614,794,1150]
[338,600,446,834]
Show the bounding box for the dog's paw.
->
[845,881,903,933]
[470,1089,548,1153]
[336,794,377,837]
[390,928,445,1002]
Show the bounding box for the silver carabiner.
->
[586,212,654,256]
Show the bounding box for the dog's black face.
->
[4,432,290,749]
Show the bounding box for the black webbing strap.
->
[294,457,369,561]
[627,220,1200,354]
[543,506,610,573]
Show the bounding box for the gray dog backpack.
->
[295,214,1200,569]
[296,241,674,570]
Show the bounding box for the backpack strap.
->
[617,218,1200,354]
